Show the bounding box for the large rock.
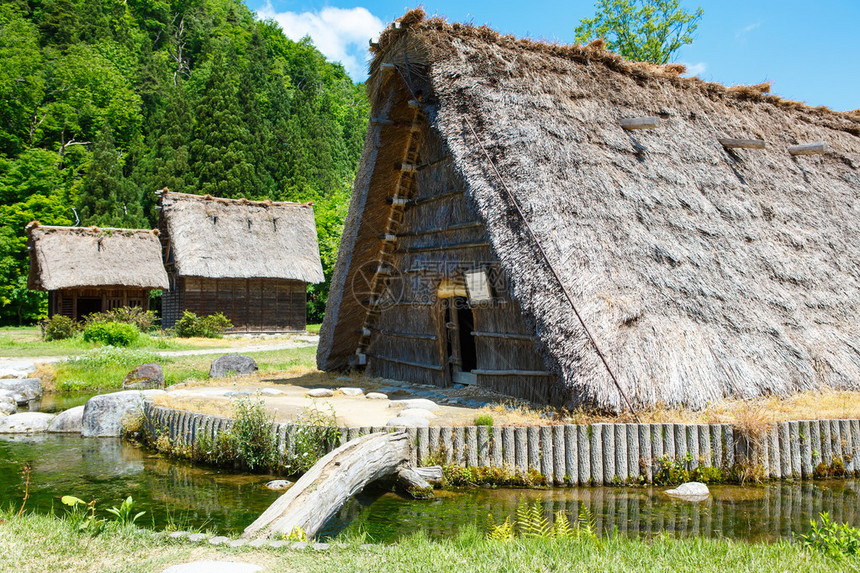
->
[0,379,42,404]
[0,391,17,407]
[209,355,258,379]
[0,412,55,433]
[306,388,333,398]
[399,407,436,419]
[0,401,15,416]
[664,482,710,501]
[81,390,164,437]
[122,363,164,390]
[48,405,85,433]
[389,398,440,411]
[386,416,430,428]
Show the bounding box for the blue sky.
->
[250,1,859,111]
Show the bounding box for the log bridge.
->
[242,431,442,540]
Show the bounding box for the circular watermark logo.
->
[350,260,404,311]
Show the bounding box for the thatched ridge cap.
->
[27,223,160,237]
[158,189,314,209]
[374,8,860,125]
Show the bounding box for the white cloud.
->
[681,62,707,77]
[735,22,761,40]
[256,4,384,80]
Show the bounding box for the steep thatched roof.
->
[27,223,169,291]
[158,191,324,283]
[318,11,860,411]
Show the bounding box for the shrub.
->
[42,315,79,341]
[174,311,232,338]
[82,321,140,346]
[194,397,278,472]
[284,404,341,474]
[475,414,494,427]
[798,512,860,558]
[84,306,158,332]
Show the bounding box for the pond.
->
[1,434,858,541]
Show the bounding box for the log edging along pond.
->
[141,402,860,484]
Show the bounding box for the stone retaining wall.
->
[142,403,860,484]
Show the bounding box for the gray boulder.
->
[265,479,293,490]
[0,412,55,433]
[366,392,388,400]
[339,387,364,397]
[48,405,85,433]
[0,379,42,404]
[81,390,164,437]
[665,482,710,501]
[122,363,164,390]
[0,401,15,416]
[386,416,430,428]
[209,354,258,379]
[389,398,440,411]
[306,388,333,398]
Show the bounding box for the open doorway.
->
[447,296,477,385]
[75,297,102,320]
[456,298,477,373]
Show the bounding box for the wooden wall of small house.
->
[161,275,185,329]
[49,287,149,320]
[366,116,558,402]
[178,277,306,333]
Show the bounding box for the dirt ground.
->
[149,370,518,427]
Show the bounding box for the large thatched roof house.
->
[317,11,860,412]
[157,190,324,333]
[27,223,169,320]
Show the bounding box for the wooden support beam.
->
[406,189,466,207]
[390,196,407,207]
[620,116,660,130]
[381,233,397,242]
[398,241,490,254]
[370,117,394,126]
[408,99,421,109]
[372,329,437,341]
[788,142,828,156]
[350,353,367,366]
[395,221,483,238]
[379,63,395,74]
[356,327,371,337]
[397,162,419,172]
[718,138,766,149]
[471,369,551,377]
[471,331,534,341]
[367,354,444,371]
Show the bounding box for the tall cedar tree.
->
[190,49,257,198]
[78,126,145,227]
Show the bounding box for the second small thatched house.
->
[157,191,324,333]
[27,223,169,319]
[317,12,860,412]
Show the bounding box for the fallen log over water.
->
[243,431,417,540]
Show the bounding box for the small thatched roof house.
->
[27,223,168,319]
[318,11,860,412]
[157,190,324,333]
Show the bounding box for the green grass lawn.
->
[0,326,201,358]
[51,345,318,393]
[0,511,848,573]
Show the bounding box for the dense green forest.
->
[0,0,369,325]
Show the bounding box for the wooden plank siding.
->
[49,287,150,320]
[162,277,307,333]
[364,117,557,403]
